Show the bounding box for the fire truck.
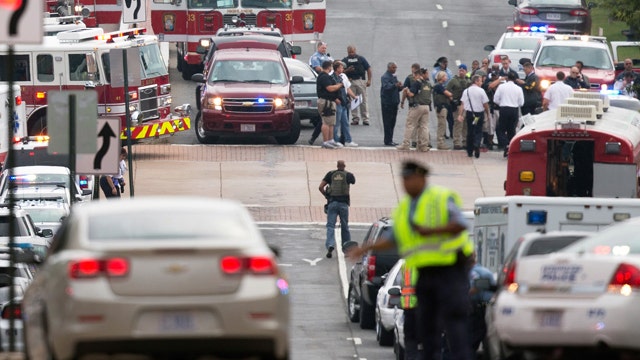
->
[0,26,191,141]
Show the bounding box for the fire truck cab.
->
[0,27,191,141]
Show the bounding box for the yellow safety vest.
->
[400,262,418,309]
[393,186,473,268]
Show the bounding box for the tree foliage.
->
[596,0,640,34]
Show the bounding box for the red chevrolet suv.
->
[192,48,303,144]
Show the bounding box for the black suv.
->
[347,217,399,329]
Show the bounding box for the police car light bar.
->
[95,28,146,43]
[57,27,104,42]
[509,25,557,33]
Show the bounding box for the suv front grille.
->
[139,85,159,121]
[223,14,257,26]
[223,98,273,113]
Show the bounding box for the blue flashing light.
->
[13,243,33,249]
[257,98,265,103]
[527,210,547,225]
[600,89,620,95]
[79,179,88,186]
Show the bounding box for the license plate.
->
[295,100,310,108]
[546,13,561,20]
[241,124,256,132]
[160,312,195,332]
[539,311,562,328]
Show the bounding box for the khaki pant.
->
[350,79,369,123]
[436,106,448,148]
[453,116,467,147]
[399,105,430,151]
[318,98,336,126]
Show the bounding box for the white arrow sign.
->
[0,0,43,44]
[77,118,121,175]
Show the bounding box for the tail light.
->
[221,256,276,275]
[570,9,588,16]
[366,255,376,282]
[519,7,539,15]
[1,303,21,319]
[493,54,504,64]
[69,258,129,279]
[14,96,22,106]
[503,261,518,293]
[608,263,640,295]
[79,175,89,189]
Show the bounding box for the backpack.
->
[328,170,349,197]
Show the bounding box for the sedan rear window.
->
[502,37,540,51]
[563,222,640,255]
[524,236,586,256]
[88,212,254,241]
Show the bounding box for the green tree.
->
[597,0,640,38]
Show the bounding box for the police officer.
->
[447,64,471,150]
[396,69,432,152]
[348,160,474,360]
[516,61,542,116]
[342,45,372,126]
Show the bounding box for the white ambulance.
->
[0,85,27,167]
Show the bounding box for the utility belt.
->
[349,76,365,80]
[410,103,430,108]
[466,110,483,115]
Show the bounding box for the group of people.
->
[321,159,495,360]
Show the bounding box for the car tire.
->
[347,284,360,323]
[181,64,194,81]
[376,318,394,346]
[275,112,301,145]
[176,52,183,72]
[359,293,375,329]
[194,111,218,144]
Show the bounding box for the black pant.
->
[496,106,519,149]
[404,308,421,360]
[465,111,484,156]
[446,103,454,137]
[99,175,120,198]
[381,103,398,144]
[417,262,472,360]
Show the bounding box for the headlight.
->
[207,97,223,110]
[161,84,171,95]
[540,79,551,90]
[129,104,138,112]
[274,98,289,110]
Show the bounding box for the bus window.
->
[37,54,55,83]
[0,54,31,82]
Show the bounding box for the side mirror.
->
[508,0,517,6]
[191,73,206,83]
[484,45,495,52]
[291,75,304,84]
[387,287,401,296]
[39,228,54,238]
[290,45,302,56]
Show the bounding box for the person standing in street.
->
[309,41,333,74]
[459,75,490,158]
[493,71,524,157]
[400,262,423,360]
[114,147,128,195]
[516,61,542,116]
[447,64,471,150]
[342,45,372,126]
[332,61,358,147]
[319,160,356,258]
[317,60,344,149]
[433,71,454,150]
[396,69,432,152]
[543,71,574,111]
[468,253,496,354]
[380,62,404,146]
[348,160,474,360]
[564,66,589,90]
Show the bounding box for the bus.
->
[505,93,640,198]
[150,0,327,80]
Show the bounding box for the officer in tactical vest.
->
[348,160,474,360]
[319,160,356,258]
[396,69,432,152]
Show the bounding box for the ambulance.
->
[0,85,27,166]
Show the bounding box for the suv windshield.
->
[536,45,613,70]
[209,59,286,84]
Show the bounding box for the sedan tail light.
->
[220,256,276,275]
[569,9,589,16]
[608,263,640,295]
[366,255,376,282]
[69,258,129,279]
[1,303,21,319]
[519,7,539,15]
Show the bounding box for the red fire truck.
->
[505,93,640,198]
[0,27,191,141]
[150,0,327,80]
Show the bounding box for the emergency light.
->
[527,210,547,225]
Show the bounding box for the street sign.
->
[77,118,120,174]
[109,48,142,87]
[123,0,147,24]
[47,91,98,155]
[0,0,43,44]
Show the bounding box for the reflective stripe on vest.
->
[401,264,418,309]
[393,186,473,269]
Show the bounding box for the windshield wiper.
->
[246,80,275,83]
[211,79,243,83]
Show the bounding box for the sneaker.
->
[396,145,410,151]
[322,141,337,149]
[363,121,370,126]
[326,246,335,258]
[345,141,359,147]
[351,121,359,125]
[330,140,344,148]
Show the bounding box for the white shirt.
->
[493,81,524,108]
[461,84,489,113]
[339,73,351,89]
[543,81,574,110]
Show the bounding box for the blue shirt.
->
[380,71,401,106]
[431,66,454,86]
[469,264,496,304]
[309,51,333,70]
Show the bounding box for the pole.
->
[123,49,134,197]
[69,94,77,204]
[7,45,16,353]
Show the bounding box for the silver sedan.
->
[284,57,320,124]
[23,196,290,360]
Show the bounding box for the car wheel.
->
[376,318,395,347]
[347,284,360,323]
[194,111,218,144]
[275,112,301,145]
[181,64,194,81]
[176,52,183,72]
[359,293,375,329]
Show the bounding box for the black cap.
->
[401,161,429,177]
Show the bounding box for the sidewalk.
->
[128,145,508,223]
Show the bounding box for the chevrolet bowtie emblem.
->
[242,102,254,107]
[166,264,187,274]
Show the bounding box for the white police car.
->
[484,26,550,79]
